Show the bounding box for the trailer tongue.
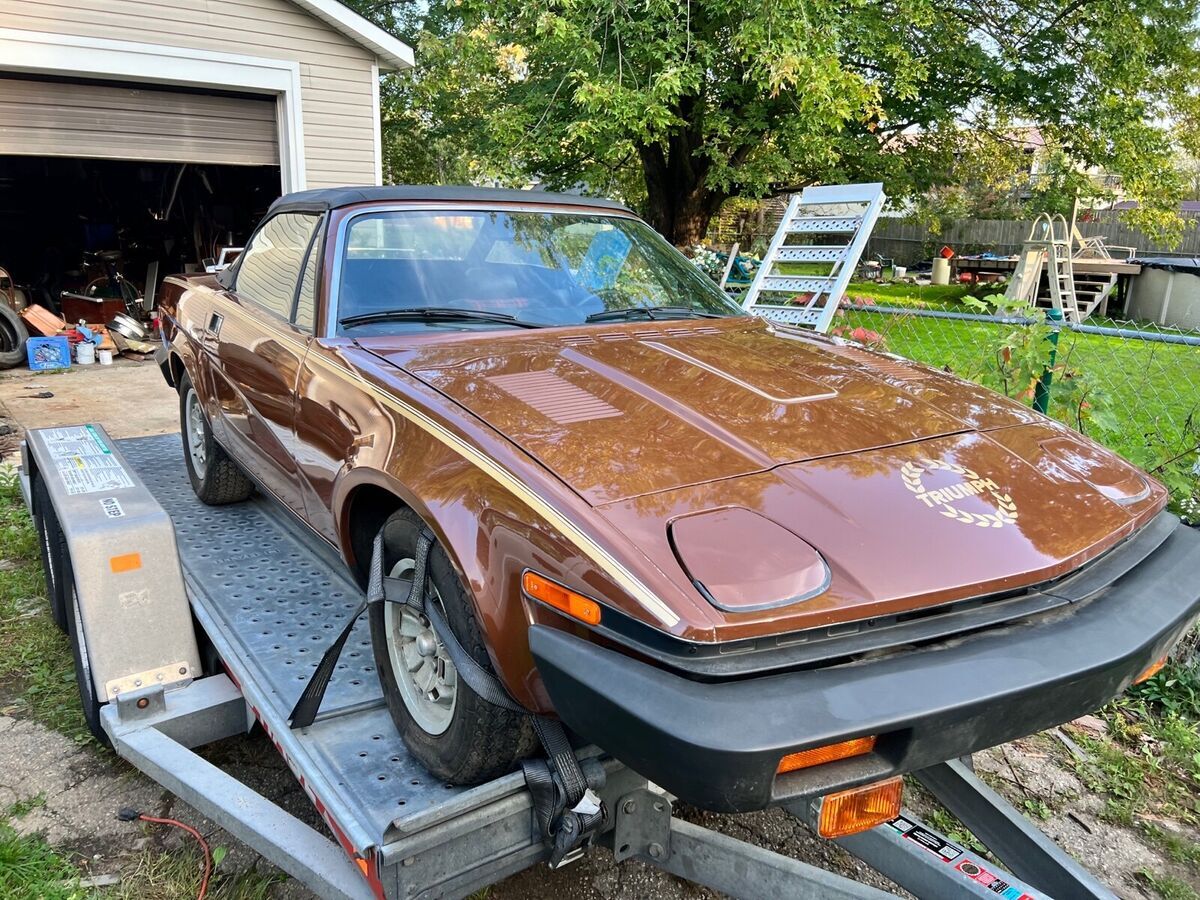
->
[21,426,1118,900]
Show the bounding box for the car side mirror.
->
[216,267,234,290]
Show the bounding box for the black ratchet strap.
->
[382,530,607,867]
[295,524,607,865]
[288,529,390,728]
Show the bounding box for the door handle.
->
[205,312,224,338]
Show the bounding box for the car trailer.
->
[20,424,1124,900]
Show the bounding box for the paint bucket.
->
[97,348,113,366]
[76,341,96,365]
[893,266,907,279]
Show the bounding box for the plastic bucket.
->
[76,342,96,365]
[97,348,113,365]
[893,266,907,279]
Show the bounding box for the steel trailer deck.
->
[21,427,1125,900]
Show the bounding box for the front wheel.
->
[369,507,536,784]
[178,372,253,505]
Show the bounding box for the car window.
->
[336,210,745,332]
[236,212,320,320]
[293,219,325,332]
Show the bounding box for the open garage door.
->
[0,76,279,167]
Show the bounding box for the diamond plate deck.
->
[118,434,470,844]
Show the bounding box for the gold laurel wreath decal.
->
[902,459,1019,529]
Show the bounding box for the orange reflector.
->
[522,572,602,626]
[109,552,142,573]
[817,777,904,838]
[777,736,877,774]
[1134,656,1168,684]
[355,858,369,876]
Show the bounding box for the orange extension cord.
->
[118,808,213,900]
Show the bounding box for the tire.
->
[63,550,110,746]
[369,507,536,784]
[0,304,28,369]
[31,473,69,632]
[178,372,253,505]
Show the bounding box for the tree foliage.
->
[344,0,1200,246]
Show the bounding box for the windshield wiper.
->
[339,307,547,329]
[584,305,724,323]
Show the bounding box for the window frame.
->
[323,203,650,339]
[290,214,327,334]
[229,210,323,325]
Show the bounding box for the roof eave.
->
[289,0,415,71]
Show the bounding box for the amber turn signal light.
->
[522,572,602,626]
[1134,656,1168,684]
[777,736,877,775]
[817,777,903,838]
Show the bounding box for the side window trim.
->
[291,214,327,333]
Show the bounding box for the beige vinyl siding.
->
[0,77,278,165]
[0,0,380,187]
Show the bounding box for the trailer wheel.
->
[370,507,536,784]
[178,373,253,505]
[62,550,111,746]
[31,472,69,632]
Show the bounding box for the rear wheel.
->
[369,507,536,783]
[63,550,109,746]
[178,372,253,505]
[31,472,69,632]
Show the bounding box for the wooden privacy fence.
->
[866,213,1200,267]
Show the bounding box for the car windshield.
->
[334,208,745,333]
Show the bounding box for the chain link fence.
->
[826,301,1200,523]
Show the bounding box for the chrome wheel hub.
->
[384,558,457,735]
[184,389,207,477]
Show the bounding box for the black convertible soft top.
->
[268,185,630,215]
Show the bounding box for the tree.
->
[345,0,1200,246]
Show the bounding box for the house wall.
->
[0,0,380,188]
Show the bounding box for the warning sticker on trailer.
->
[41,426,134,495]
[887,816,963,862]
[99,497,124,518]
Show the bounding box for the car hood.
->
[360,317,1043,506]
[356,318,1165,636]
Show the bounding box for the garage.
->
[0,76,282,315]
[0,0,413,361]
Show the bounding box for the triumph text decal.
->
[900,459,1019,529]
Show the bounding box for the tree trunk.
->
[637,139,726,247]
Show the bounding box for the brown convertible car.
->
[158,186,1200,813]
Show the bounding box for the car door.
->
[211,211,323,518]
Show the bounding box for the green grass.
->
[109,849,287,900]
[0,821,85,900]
[1139,869,1200,900]
[0,472,92,743]
[837,294,1200,506]
[1066,700,1200,827]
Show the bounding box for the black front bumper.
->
[531,515,1200,813]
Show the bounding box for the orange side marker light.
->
[817,777,904,838]
[777,736,877,774]
[1134,656,1168,684]
[522,572,602,626]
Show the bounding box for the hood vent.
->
[487,370,622,425]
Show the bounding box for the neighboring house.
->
[0,0,412,191]
[0,0,413,308]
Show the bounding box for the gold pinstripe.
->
[303,346,683,628]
